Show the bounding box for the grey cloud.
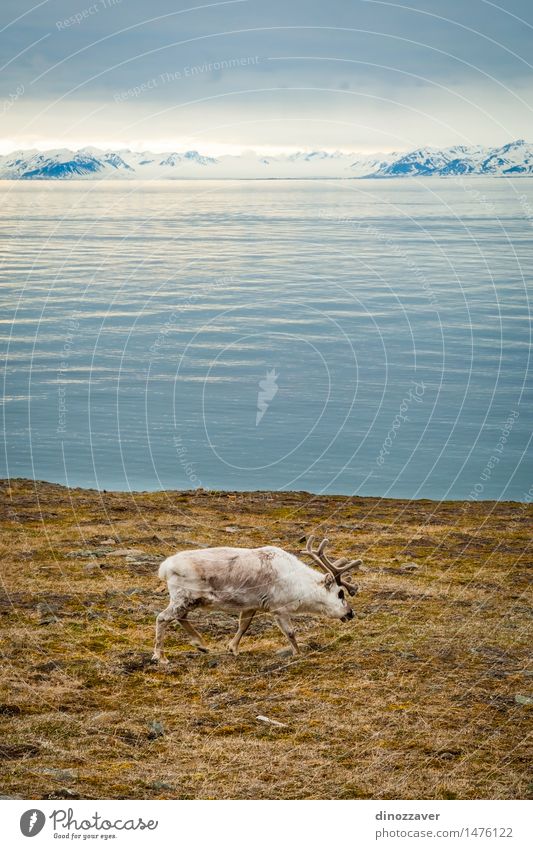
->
[1,0,532,148]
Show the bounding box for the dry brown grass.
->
[0,478,531,799]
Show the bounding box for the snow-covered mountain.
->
[372,139,533,177]
[1,140,532,179]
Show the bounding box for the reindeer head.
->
[300,535,362,621]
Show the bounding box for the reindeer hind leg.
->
[153,597,197,663]
[228,609,256,656]
[153,603,178,664]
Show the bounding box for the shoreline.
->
[2,477,528,507]
[3,174,533,183]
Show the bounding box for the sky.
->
[1,0,532,154]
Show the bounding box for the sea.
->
[1,177,531,500]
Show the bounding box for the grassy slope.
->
[0,478,531,800]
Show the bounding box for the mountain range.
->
[1,139,532,180]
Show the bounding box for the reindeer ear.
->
[324,573,335,589]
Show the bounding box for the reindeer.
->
[152,536,362,663]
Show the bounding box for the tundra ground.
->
[0,479,531,799]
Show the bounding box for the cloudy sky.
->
[1,0,532,153]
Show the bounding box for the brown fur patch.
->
[189,548,277,602]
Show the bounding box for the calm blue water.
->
[1,178,531,500]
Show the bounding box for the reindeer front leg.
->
[274,613,299,656]
[177,613,209,653]
[228,609,256,656]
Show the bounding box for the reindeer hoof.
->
[196,645,209,653]
[227,643,238,656]
[152,654,169,665]
[276,648,297,658]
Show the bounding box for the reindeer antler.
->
[300,535,361,596]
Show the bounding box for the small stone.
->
[126,554,158,563]
[101,538,116,545]
[113,548,145,557]
[514,694,533,705]
[148,720,165,739]
[224,526,240,534]
[436,750,461,760]
[37,602,59,625]
[67,548,114,558]
[35,661,58,673]
[399,562,420,572]
[256,715,287,727]
[42,768,78,782]
[150,781,173,792]
[207,658,218,668]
